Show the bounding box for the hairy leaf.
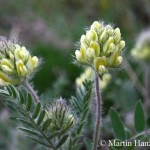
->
[48,131,60,139]
[134,101,145,132]
[26,135,50,148]
[56,135,68,149]
[110,108,126,140]
[18,127,41,136]
[37,110,45,125]
[32,102,41,119]
[7,85,17,98]
[17,118,34,128]
[26,93,32,112]
[0,90,10,96]
[42,119,52,131]
[19,90,24,104]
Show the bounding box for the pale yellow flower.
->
[0,38,39,86]
[131,29,150,62]
[76,67,111,90]
[75,21,125,78]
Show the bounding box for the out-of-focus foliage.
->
[0,0,150,149]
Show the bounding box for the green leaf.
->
[5,87,12,95]
[9,116,18,121]
[85,138,92,150]
[134,100,145,132]
[83,101,89,110]
[26,93,32,112]
[42,119,52,131]
[73,144,82,150]
[109,108,126,140]
[17,118,34,128]
[68,138,73,150]
[61,120,74,135]
[18,127,41,136]
[32,102,41,119]
[7,104,16,111]
[71,96,82,112]
[82,107,89,118]
[48,131,60,139]
[73,135,83,144]
[77,122,85,135]
[25,135,50,148]
[19,90,24,104]
[0,89,10,96]
[56,135,68,149]
[37,110,45,125]
[7,85,17,98]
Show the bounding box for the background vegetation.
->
[0,0,150,149]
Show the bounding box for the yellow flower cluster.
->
[75,21,125,78]
[131,29,150,62]
[76,67,111,90]
[0,39,38,86]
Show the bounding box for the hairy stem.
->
[127,129,150,142]
[143,65,150,110]
[23,79,39,103]
[125,60,144,94]
[92,72,102,150]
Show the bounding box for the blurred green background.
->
[0,0,150,149]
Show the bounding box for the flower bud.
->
[118,40,125,50]
[105,25,114,36]
[107,43,115,54]
[114,28,121,43]
[15,44,29,62]
[91,21,102,32]
[86,48,96,60]
[75,50,82,61]
[1,59,14,69]
[26,56,38,71]
[1,65,14,74]
[103,37,114,53]
[80,35,86,44]
[98,65,107,75]
[8,51,15,61]
[0,71,20,86]
[48,99,75,133]
[89,41,100,56]
[99,30,107,43]
[115,56,123,66]
[16,60,28,77]
[93,57,106,72]
[86,30,98,42]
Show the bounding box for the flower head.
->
[46,98,75,133]
[0,37,39,86]
[75,21,125,78]
[131,29,150,62]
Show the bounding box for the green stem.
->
[23,79,39,103]
[92,72,102,150]
[127,129,150,142]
